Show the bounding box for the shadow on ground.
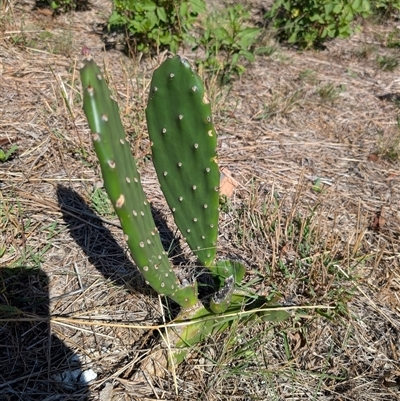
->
[55,184,188,296]
[0,267,89,400]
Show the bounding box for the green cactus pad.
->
[213,259,246,286]
[80,59,197,308]
[170,301,233,365]
[169,291,290,366]
[146,56,220,267]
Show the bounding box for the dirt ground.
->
[1,0,400,400]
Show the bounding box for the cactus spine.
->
[80,59,197,308]
[146,56,220,268]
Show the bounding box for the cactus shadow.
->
[0,267,90,400]
[56,185,139,286]
[56,185,190,294]
[150,205,189,265]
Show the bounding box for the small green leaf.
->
[189,0,206,14]
[213,27,229,41]
[352,0,362,11]
[141,1,156,11]
[0,145,18,162]
[170,38,179,54]
[332,3,343,13]
[180,1,189,17]
[288,31,298,43]
[156,7,167,23]
[238,27,261,40]
[240,50,255,62]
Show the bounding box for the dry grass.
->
[1,0,400,400]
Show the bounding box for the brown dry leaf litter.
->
[1,0,400,400]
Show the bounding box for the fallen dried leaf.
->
[371,208,386,231]
[367,153,379,162]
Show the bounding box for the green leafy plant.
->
[80,55,289,366]
[107,0,206,54]
[35,0,89,12]
[266,0,371,48]
[195,4,261,83]
[0,144,18,162]
[370,0,400,19]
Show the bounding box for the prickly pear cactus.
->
[146,56,220,268]
[80,56,291,373]
[80,59,197,308]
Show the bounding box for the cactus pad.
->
[80,59,197,308]
[146,56,220,267]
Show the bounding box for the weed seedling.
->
[195,4,261,83]
[317,83,344,102]
[377,54,399,71]
[90,187,115,218]
[0,145,18,162]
